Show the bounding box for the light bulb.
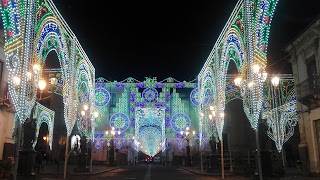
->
[272,76,280,87]
[38,79,46,91]
[83,104,89,111]
[94,111,99,118]
[252,64,260,74]
[81,110,85,116]
[27,72,32,81]
[49,77,58,86]
[13,76,20,86]
[234,77,242,86]
[33,63,40,74]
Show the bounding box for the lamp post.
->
[270,76,286,169]
[43,135,49,163]
[208,108,225,179]
[234,63,267,180]
[105,127,116,166]
[12,63,58,179]
[79,104,98,173]
[180,127,196,166]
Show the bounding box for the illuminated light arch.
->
[198,67,215,146]
[197,1,288,153]
[76,63,95,137]
[0,2,96,179]
[215,32,246,138]
[225,78,242,104]
[71,134,81,151]
[32,102,55,150]
[0,0,296,172]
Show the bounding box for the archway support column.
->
[220,135,224,179]
[63,135,69,180]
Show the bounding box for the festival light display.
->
[135,107,165,156]
[0,1,96,179]
[262,76,298,152]
[0,0,297,179]
[198,0,280,143]
[93,77,197,156]
[32,102,55,150]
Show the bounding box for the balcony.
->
[295,76,320,110]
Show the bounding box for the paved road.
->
[19,164,247,180]
[16,163,320,180]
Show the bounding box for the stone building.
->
[0,29,15,161]
[286,18,320,174]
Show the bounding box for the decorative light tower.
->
[234,63,267,180]
[264,76,298,168]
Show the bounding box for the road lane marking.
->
[144,164,151,180]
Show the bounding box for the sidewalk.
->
[39,162,119,176]
[17,162,119,180]
[179,165,320,180]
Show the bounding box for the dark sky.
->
[52,0,320,81]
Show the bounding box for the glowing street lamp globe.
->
[33,63,41,74]
[38,79,47,91]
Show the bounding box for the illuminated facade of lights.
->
[93,77,200,157]
[0,0,300,176]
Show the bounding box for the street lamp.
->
[208,108,225,178]
[234,64,267,180]
[267,76,294,170]
[105,127,117,166]
[79,103,97,173]
[180,127,196,166]
[43,135,50,163]
[12,63,58,179]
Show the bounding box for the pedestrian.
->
[35,151,43,173]
[55,158,59,177]
[296,160,301,172]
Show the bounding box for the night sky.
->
[50,0,320,81]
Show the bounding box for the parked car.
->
[153,156,161,164]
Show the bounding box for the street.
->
[32,163,249,180]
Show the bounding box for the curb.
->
[179,167,232,177]
[39,167,120,176]
[71,167,120,176]
[178,167,214,176]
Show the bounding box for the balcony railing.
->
[295,76,320,100]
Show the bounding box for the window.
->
[306,55,319,91]
[306,55,317,79]
[315,120,320,160]
[0,60,3,81]
[110,92,116,107]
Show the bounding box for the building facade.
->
[0,29,15,161]
[286,18,320,173]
